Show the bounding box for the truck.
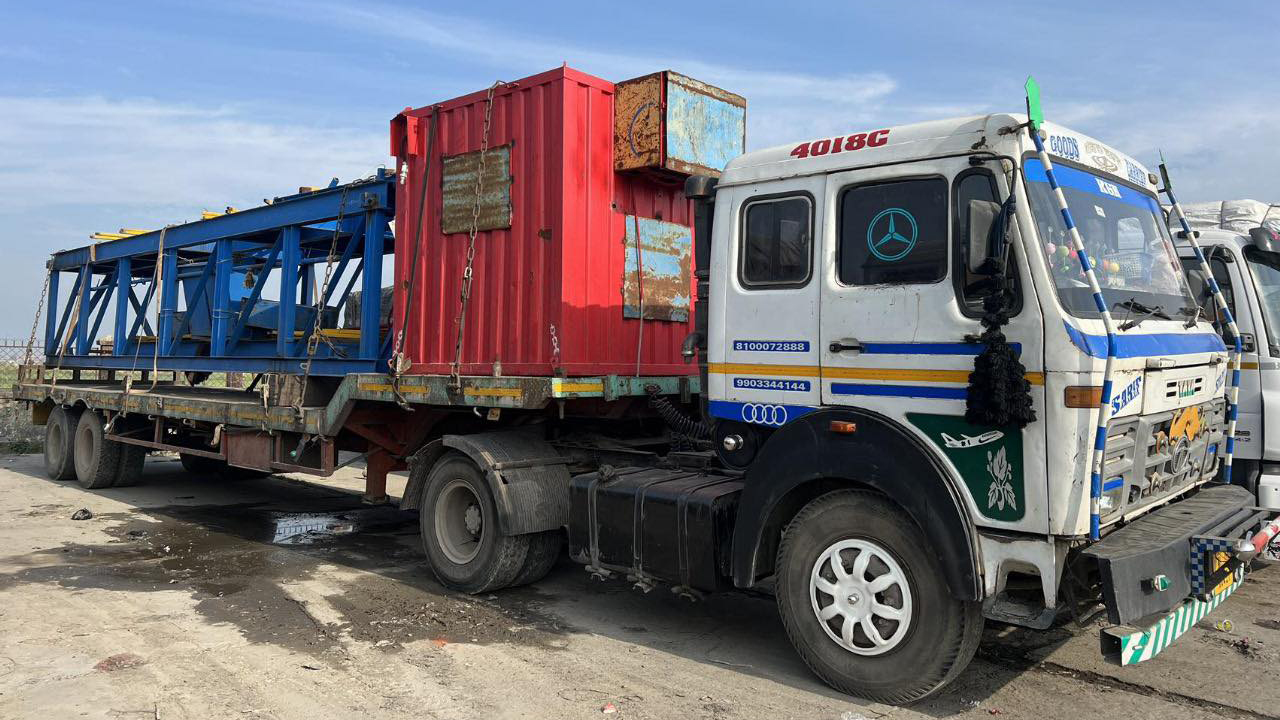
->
[1172,199,1280,509]
[12,66,1279,704]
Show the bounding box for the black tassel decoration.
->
[966,285,1036,428]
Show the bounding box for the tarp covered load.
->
[1174,199,1280,235]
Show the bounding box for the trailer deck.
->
[14,368,699,436]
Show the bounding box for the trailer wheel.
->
[775,490,984,705]
[73,411,122,489]
[43,406,81,481]
[512,530,564,586]
[418,452,530,594]
[114,444,147,487]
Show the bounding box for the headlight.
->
[1099,477,1124,513]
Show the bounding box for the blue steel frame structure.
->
[43,171,395,376]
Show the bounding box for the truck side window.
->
[838,177,947,285]
[739,196,813,287]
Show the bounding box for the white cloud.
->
[0,95,388,218]
[1068,98,1280,204]
[0,95,390,335]
[241,0,900,149]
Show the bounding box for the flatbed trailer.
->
[14,366,697,500]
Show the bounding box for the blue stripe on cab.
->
[858,342,1020,356]
[1063,321,1226,358]
[1025,158,1161,214]
[830,383,966,400]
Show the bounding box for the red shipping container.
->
[390,66,707,378]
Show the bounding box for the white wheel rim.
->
[809,538,913,656]
[435,479,484,565]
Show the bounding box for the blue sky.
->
[1,1,1277,337]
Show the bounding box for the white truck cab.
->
[682,112,1266,699]
[1173,201,1280,509]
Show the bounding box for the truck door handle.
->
[829,340,862,354]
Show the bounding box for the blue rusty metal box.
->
[613,71,745,177]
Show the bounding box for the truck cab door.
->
[1200,246,1264,461]
[817,158,1047,531]
[711,174,825,428]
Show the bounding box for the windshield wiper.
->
[1114,298,1171,330]
[1179,305,1204,328]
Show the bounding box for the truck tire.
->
[512,530,564,586]
[44,405,80,481]
[114,444,147,487]
[418,451,531,594]
[73,411,122,489]
[775,490,984,705]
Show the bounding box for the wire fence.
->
[0,338,40,449]
[0,337,249,448]
[0,338,29,393]
[0,337,29,364]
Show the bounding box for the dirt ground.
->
[0,453,1275,720]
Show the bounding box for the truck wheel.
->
[114,444,146,487]
[418,452,530,594]
[43,406,81,481]
[512,530,564,586]
[73,411,122,489]
[775,490,984,705]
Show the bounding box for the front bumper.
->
[1081,484,1277,665]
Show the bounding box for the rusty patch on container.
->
[614,73,663,172]
[664,73,745,176]
[441,144,512,235]
[614,71,745,178]
[622,216,692,322]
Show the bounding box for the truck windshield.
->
[1023,157,1194,319]
[1246,247,1280,350]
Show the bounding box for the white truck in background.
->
[1173,200,1280,510]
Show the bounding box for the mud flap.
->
[440,431,571,535]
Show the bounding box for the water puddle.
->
[269,506,411,544]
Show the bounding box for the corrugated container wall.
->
[391,66,734,377]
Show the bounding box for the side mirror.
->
[1249,226,1277,252]
[967,199,1002,273]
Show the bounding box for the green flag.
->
[1025,76,1043,131]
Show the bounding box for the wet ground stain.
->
[18,502,72,518]
[94,652,146,672]
[0,493,568,661]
